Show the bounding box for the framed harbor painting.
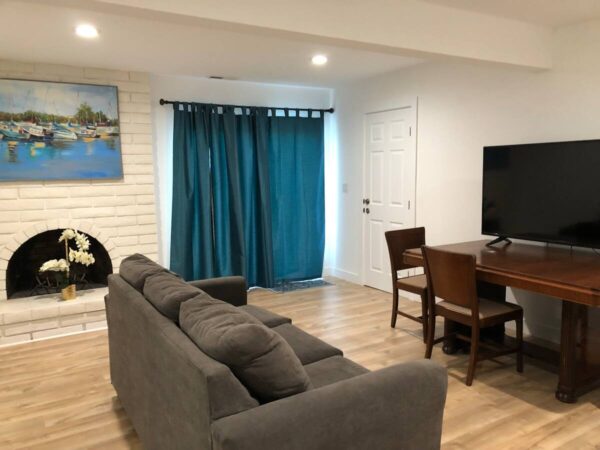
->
[0,79,122,181]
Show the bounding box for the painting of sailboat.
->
[0,79,122,181]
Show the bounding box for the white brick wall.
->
[0,287,108,346]
[0,60,159,300]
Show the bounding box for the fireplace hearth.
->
[6,229,112,299]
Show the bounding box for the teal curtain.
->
[170,103,324,287]
[170,103,214,281]
[269,112,325,281]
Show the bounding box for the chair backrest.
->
[385,227,426,280]
[421,246,479,315]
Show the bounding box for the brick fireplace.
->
[0,60,159,345]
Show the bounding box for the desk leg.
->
[556,301,600,403]
[556,301,578,403]
[556,300,587,403]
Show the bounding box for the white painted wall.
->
[150,75,333,267]
[331,20,600,343]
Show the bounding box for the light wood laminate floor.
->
[2,278,600,449]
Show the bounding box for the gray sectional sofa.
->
[105,254,447,450]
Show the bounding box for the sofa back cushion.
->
[180,297,312,403]
[143,271,209,321]
[119,254,167,291]
[107,274,260,427]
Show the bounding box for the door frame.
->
[361,99,419,289]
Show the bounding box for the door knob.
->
[365,208,370,214]
[365,199,370,205]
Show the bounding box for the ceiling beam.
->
[77,0,553,70]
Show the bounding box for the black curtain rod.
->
[159,98,334,114]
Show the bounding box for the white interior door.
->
[363,107,417,292]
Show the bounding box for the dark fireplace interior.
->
[6,229,113,299]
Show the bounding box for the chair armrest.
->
[188,276,247,306]
[211,360,447,450]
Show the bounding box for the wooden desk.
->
[404,240,600,403]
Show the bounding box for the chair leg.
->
[516,316,524,373]
[420,292,428,343]
[424,311,435,359]
[466,324,480,386]
[391,290,399,328]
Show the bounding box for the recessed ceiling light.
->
[75,24,99,39]
[311,54,328,66]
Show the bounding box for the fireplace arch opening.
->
[6,229,113,299]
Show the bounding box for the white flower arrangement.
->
[39,228,96,274]
[39,259,69,272]
[69,249,95,266]
[75,233,90,251]
[58,229,77,242]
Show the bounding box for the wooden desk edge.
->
[403,248,600,307]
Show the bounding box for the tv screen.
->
[482,139,600,248]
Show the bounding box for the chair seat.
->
[396,274,427,295]
[437,298,522,320]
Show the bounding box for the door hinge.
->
[409,126,412,137]
[408,200,411,210]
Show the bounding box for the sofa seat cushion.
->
[272,324,342,365]
[238,305,291,328]
[144,271,210,321]
[119,253,167,291]
[304,356,370,388]
[180,297,312,403]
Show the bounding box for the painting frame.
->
[0,78,123,182]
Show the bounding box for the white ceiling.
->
[2,0,599,87]
[420,0,600,27]
[0,1,422,87]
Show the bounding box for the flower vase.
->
[62,284,77,301]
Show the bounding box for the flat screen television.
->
[482,139,600,248]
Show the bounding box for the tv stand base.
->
[486,236,512,247]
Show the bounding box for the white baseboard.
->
[325,267,361,284]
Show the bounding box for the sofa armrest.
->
[211,360,447,450]
[188,276,247,306]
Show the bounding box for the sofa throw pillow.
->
[119,254,167,291]
[143,271,218,321]
[180,297,312,403]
